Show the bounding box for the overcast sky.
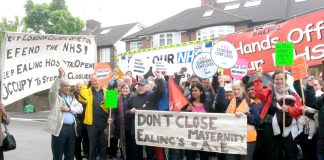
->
[0,0,200,27]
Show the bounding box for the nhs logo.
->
[177,50,201,63]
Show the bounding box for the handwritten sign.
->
[128,56,152,77]
[275,42,294,66]
[292,57,308,80]
[210,41,238,69]
[1,32,97,105]
[105,89,118,108]
[135,110,247,155]
[192,52,218,79]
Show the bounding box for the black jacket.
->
[127,78,166,135]
[305,85,324,153]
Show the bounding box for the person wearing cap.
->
[47,67,83,160]
[224,83,233,99]
[127,70,166,160]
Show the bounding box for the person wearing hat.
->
[127,70,166,160]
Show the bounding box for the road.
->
[4,119,51,160]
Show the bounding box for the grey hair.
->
[59,78,70,85]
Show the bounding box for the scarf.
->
[118,96,126,159]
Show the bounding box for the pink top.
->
[192,103,206,112]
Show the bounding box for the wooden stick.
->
[108,108,111,147]
[283,66,286,135]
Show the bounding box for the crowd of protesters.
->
[47,66,323,160]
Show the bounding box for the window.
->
[196,26,235,40]
[217,0,238,3]
[152,32,181,47]
[244,0,261,7]
[100,28,111,34]
[224,3,240,10]
[100,48,110,62]
[202,10,214,17]
[130,41,142,51]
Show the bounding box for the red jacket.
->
[253,78,302,120]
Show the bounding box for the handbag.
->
[2,124,16,151]
[74,114,81,137]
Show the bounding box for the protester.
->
[78,75,108,160]
[109,84,133,160]
[185,82,213,160]
[305,78,324,160]
[73,82,89,160]
[200,78,216,102]
[47,67,83,160]
[127,70,166,160]
[246,82,265,160]
[184,75,200,99]
[224,83,233,99]
[222,80,260,160]
[0,103,10,160]
[254,67,302,160]
[125,70,137,85]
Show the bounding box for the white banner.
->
[135,110,247,155]
[118,43,213,79]
[1,32,97,105]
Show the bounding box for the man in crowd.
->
[127,70,166,160]
[78,75,108,160]
[47,67,83,160]
[73,82,89,160]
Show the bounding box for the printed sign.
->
[105,89,118,108]
[231,59,248,80]
[135,110,247,155]
[192,52,218,79]
[220,10,323,74]
[94,62,112,88]
[210,41,238,69]
[128,56,152,77]
[275,42,294,66]
[1,32,96,105]
[292,57,308,80]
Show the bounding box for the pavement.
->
[8,111,49,122]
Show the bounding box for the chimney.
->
[201,0,215,6]
[86,19,101,32]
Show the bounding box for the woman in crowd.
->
[185,82,213,160]
[220,80,260,160]
[109,83,133,160]
[254,67,302,160]
[305,77,324,160]
[0,103,10,160]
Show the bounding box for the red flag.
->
[168,77,189,111]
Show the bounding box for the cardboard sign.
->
[231,59,248,80]
[95,62,112,88]
[104,89,118,108]
[210,41,238,69]
[275,42,294,66]
[1,32,97,105]
[292,57,308,80]
[135,110,247,155]
[192,52,218,79]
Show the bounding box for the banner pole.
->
[283,66,286,135]
[108,108,111,147]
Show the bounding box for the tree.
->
[0,16,25,49]
[24,0,84,35]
